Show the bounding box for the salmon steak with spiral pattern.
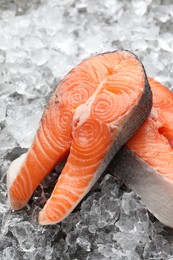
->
[111,78,173,228]
[7,50,152,225]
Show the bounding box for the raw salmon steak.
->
[7,50,152,225]
[111,78,173,228]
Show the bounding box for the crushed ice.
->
[1,0,173,259]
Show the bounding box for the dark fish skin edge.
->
[84,51,152,190]
[109,146,173,228]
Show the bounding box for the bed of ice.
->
[1,0,173,259]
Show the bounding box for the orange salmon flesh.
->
[7,50,151,225]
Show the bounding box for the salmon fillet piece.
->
[111,78,173,228]
[7,50,152,225]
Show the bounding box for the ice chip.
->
[76,236,91,252]
[0,236,15,251]
[3,247,18,260]
[6,101,44,148]
[31,48,50,66]
[143,235,173,259]
[132,0,152,16]
[0,99,6,123]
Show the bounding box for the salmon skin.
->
[7,50,152,225]
[111,78,173,228]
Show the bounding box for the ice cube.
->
[6,100,44,148]
[0,99,6,123]
[3,247,18,260]
[132,0,152,16]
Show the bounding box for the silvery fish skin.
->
[110,146,173,228]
